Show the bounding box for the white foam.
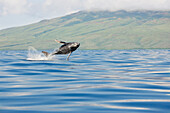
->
[27,47,54,60]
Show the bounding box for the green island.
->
[0,10,170,50]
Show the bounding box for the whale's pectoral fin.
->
[42,51,50,57]
[55,39,66,44]
[66,52,72,61]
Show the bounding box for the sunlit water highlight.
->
[0,49,170,113]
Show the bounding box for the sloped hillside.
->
[0,10,170,50]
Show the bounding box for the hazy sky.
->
[0,0,170,30]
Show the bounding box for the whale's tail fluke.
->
[42,51,50,57]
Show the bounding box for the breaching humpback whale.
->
[42,40,80,60]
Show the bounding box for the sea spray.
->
[27,47,54,60]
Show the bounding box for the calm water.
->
[0,49,170,113]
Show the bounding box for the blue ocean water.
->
[0,49,170,113]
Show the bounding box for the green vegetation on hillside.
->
[0,10,170,50]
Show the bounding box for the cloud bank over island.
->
[1,0,170,16]
[0,0,170,29]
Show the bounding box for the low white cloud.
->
[42,0,84,17]
[0,0,169,17]
[40,0,170,18]
[84,0,170,11]
[0,0,31,16]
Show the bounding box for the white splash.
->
[27,47,54,60]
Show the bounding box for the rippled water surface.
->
[0,49,170,113]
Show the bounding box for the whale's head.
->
[69,42,80,51]
[74,42,80,48]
